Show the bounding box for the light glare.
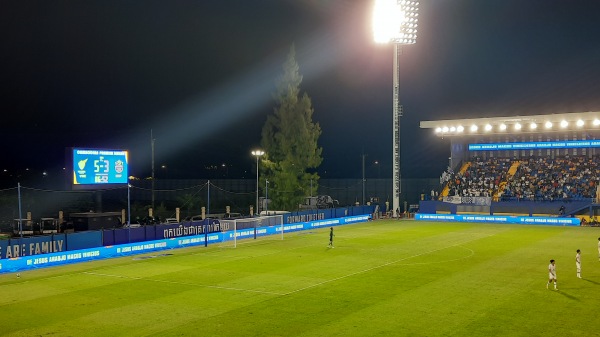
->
[373,0,403,43]
[373,0,418,44]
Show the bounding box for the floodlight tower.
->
[251,150,264,215]
[373,0,419,217]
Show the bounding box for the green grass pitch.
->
[2,220,600,336]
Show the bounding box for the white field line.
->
[282,233,491,296]
[82,271,285,296]
[81,240,475,298]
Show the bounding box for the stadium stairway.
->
[493,161,521,201]
[507,160,520,176]
[441,162,471,197]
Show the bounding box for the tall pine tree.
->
[260,45,322,211]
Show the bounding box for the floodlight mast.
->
[373,0,419,218]
[251,150,265,215]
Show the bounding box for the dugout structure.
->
[420,111,600,218]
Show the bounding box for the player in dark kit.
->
[328,227,334,248]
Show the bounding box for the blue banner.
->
[0,214,372,273]
[469,140,600,151]
[415,213,580,226]
[283,206,374,224]
[0,235,67,259]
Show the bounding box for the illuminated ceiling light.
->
[484,124,492,132]
[449,126,456,132]
[530,123,537,130]
[576,119,584,127]
[593,119,600,126]
[442,126,449,133]
[470,125,478,132]
[499,123,507,131]
[560,120,568,128]
[435,127,442,133]
[457,125,464,133]
[514,123,522,131]
[545,121,553,129]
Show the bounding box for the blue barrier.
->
[415,213,580,226]
[0,234,68,259]
[65,231,102,251]
[283,205,374,224]
[0,214,372,273]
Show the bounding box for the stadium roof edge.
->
[420,111,600,136]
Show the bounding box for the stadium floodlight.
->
[499,123,507,131]
[373,0,419,44]
[435,127,442,133]
[442,126,449,133]
[470,125,478,132]
[457,125,464,133]
[594,119,600,126]
[372,0,419,218]
[484,124,492,132]
[545,121,553,129]
[560,120,568,128]
[530,122,538,130]
[251,150,265,215]
[576,119,585,127]
[514,123,522,131]
[449,126,456,132]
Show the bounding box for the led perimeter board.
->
[469,140,600,151]
[70,148,129,190]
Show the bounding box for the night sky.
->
[2,0,600,184]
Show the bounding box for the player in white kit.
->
[575,249,581,279]
[547,259,557,290]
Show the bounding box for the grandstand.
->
[420,112,600,224]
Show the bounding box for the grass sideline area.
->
[1,220,599,336]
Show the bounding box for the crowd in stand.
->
[439,155,600,202]
[501,155,600,201]
[445,157,512,198]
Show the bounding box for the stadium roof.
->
[420,111,600,137]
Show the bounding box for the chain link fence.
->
[0,178,436,233]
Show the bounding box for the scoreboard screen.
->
[72,148,129,186]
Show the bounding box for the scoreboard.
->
[72,148,129,186]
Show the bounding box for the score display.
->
[72,148,129,186]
